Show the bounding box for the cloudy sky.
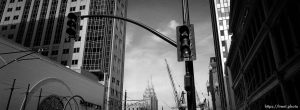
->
[123,0,214,109]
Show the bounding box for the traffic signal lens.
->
[182,47,191,58]
[66,28,76,35]
[181,38,190,46]
[68,13,77,19]
[67,20,76,27]
[179,26,189,34]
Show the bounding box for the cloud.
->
[152,20,179,43]
[168,20,179,30]
[125,31,134,48]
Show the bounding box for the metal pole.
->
[23,84,30,110]
[150,97,152,110]
[124,90,127,110]
[6,79,16,110]
[185,61,196,110]
[182,0,196,110]
[37,88,42,110]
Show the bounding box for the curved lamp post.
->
[63,95,87,110]
[61,96,73,110]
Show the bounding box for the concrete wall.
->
[0,38,105,110]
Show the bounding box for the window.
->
[80,26,83,30]
[112,77,115,83]
[74,48,80,53]
[80,5,85,10]
[72,60,78,65]
[11,25,16,29]
[10,0,15,3]
[219,20,223,26]
[2,26,8,30]
[226,19,229,26]
[217,8,221,17]
[75,37,81,41]
[111,89,114,96]
[4,17,10,21]
[222,41,226,46]
[7,8,13,12]
[71,0,76,2]
[8,34,14,39]
[63,49,69,54]
[18,0,23,2]
[41,51,48,56]
[13,15,18,20]
[70,7,76,11]
[51,50,58,55]
[16,7,21,11]
[117,80,120,86]
[65,38,70,42]
[220,30,224,36]
[61,60,67,65]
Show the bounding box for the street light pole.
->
[0,48,45,70]
[182,0,197,110]
[124,90,127,110]
[6,79,16,110]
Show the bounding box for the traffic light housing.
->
[176,24,196,62]
[66,12,81,40]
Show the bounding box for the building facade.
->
[208,57,222,110]
[208,0,233,109]
[228,0,300,109]
[0,0,127,110]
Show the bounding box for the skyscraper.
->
[228,0,300,109]
[0,0,127,109]
[208,0,232,109]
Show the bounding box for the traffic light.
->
[66,12,81,40]
[176,24,196,62]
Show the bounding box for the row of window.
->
[216,0,229,4]
[111,77,120,86]
[64,36,81,43]
[3,15,19,21]
[40,48,80,57]
[60,59,78,66]
[219,19,229,26]
[110,88,121,98]
[70,5,86,12]
[1,24,16,30]
[9,0,23,3]
[217,8,230,18]
[6,6,21,12]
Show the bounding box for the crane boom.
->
[195,89,201,106]
[165,59,181,109]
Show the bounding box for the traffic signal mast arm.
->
[80,15,177,47]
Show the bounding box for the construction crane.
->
[165,59,185,110]
[195,89,200,106]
